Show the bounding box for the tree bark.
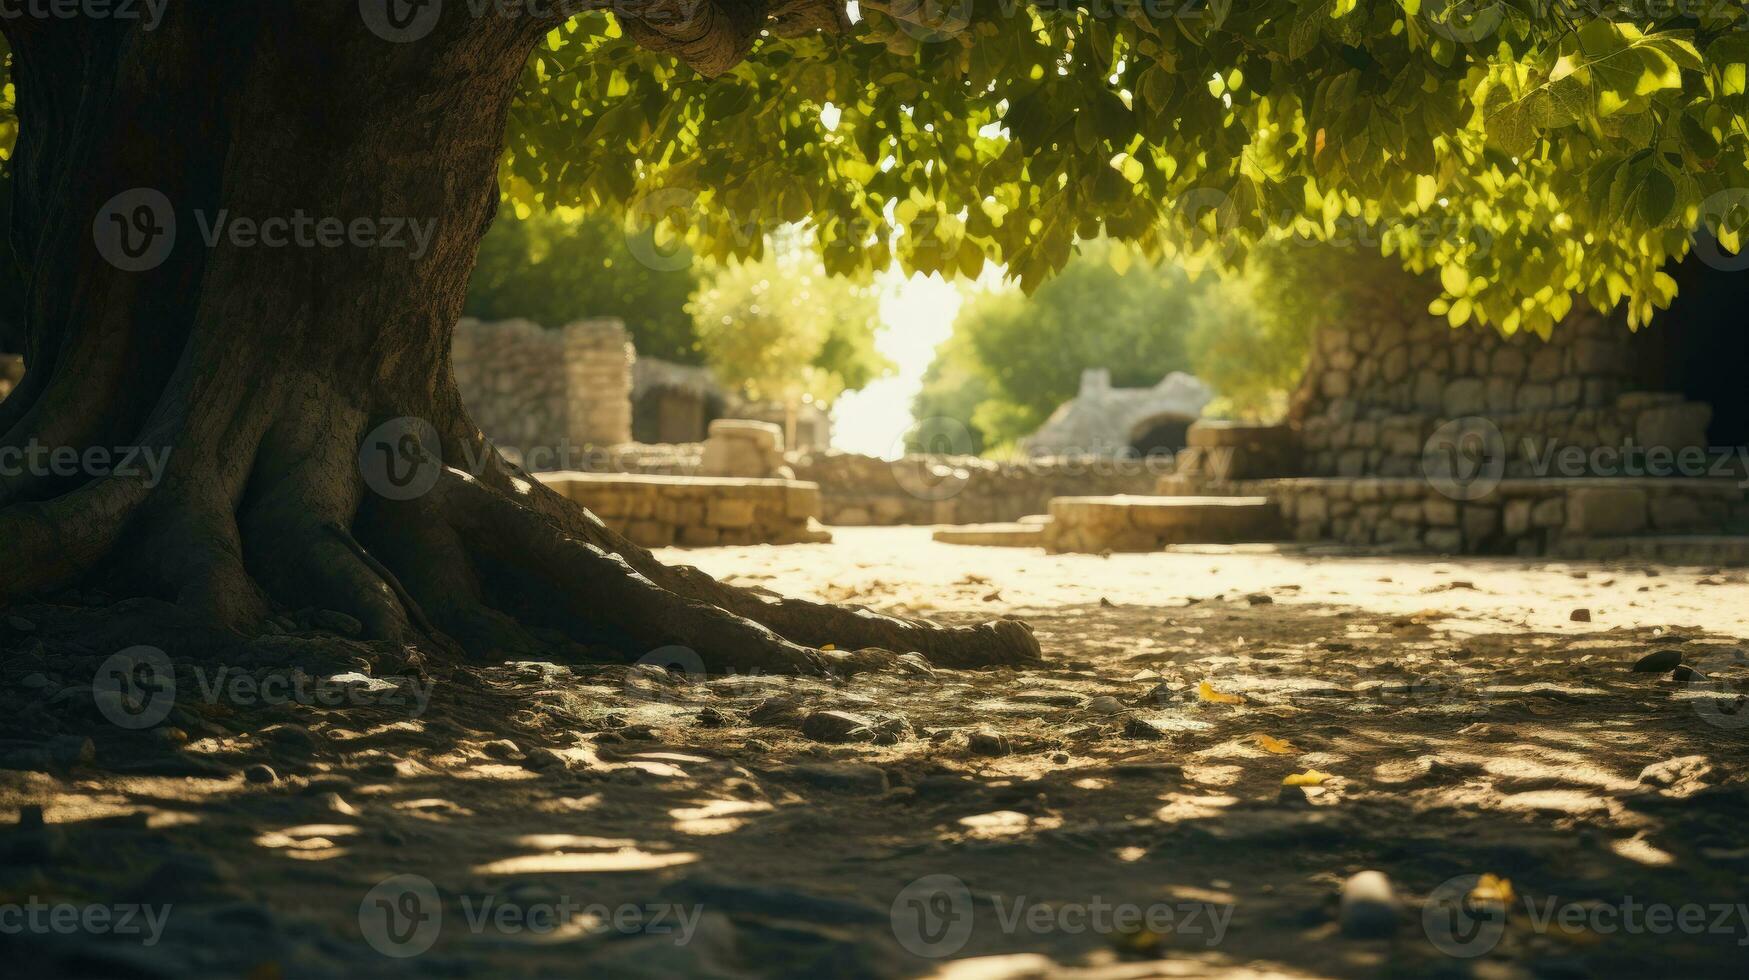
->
[0,7,1039,674]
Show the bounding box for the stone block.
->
[706,498,758,529]
[1424,499,1460,526]
[1504,498,1532,537]
[1565,487,1647,536]
[1531,497,1565,528]
[677,525,721,546]
[1443,379,1487,417]
[1635,403,1711,453]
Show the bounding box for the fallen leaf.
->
[1282,769,1333,786]
[1249,734,1298,755]
[1468,873,1513,905]
[1198,680,1243,705]
[820,643,836,651]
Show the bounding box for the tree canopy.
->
[503,1,1749,336]
[463,208,704,362]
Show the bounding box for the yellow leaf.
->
[1250,734,1298,754]
[821,643,836,651]
[1468,873,1514,905]
[1282,769,1333,786]
[1198,680,1243,704]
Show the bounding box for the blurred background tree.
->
[689,236,891,445]
[913,239,1443,454]
[464,209,703,364]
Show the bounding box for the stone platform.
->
[930,522,1048,547]
[1159,473,1749,561]
[538,472,831,548]
[1044,495,1286,553]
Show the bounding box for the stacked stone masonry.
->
[1159,474,1749,558]
[452,318,633,463]
[1293,306,1714,479]
[537,472,831,548]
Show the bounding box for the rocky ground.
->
[3,527,1748,978]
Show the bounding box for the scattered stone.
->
[1672,664,1709,683]
[1121,717,1166,741]
[743,738,772,753]
[480,739,525,761]
[1637,756,1717,797]
[968,730,1012,756]
[800,710,874,743]
[1569,608,1592,623]
[5,615,36,633]
[521,747,569,772]
[1632,649,1683,673]
[749,696,808,727]
[1051,752,1070,764]
[244,764,278,784]
[789,762,888,794]
[696,706,729,727]
[619,724,657,740]
[871,716,911,745]
[1277,784,1312,808]
[1245,593,1274,606]
[1339,870,1399,938]
[1084,695,1128,715]
[21,673,49,689]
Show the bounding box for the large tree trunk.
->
[0,7,1038,673]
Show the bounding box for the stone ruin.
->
[451,317,633,463]
[1022,368,1214,458]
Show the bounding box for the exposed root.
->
[436,433,1042,669]
[431,470,831,674]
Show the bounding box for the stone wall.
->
[1161,474,1749,557]
[789,451,1167,525]
[452,318,632,463]
[537,472,830,548]
[1293,305,1712,478]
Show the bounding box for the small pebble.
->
[244,764,278,784]
[1632,649,1683,673]
[1570,608,1592,623]
[1339,870,1399,938]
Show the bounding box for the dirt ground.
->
[4,527,1748,978]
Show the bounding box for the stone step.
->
[1551,534,1749,565]
[1046,495,1286,553]
[932,523,1048,548]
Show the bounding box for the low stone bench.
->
[1044,495,1285,553]
[537,471,831,548]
